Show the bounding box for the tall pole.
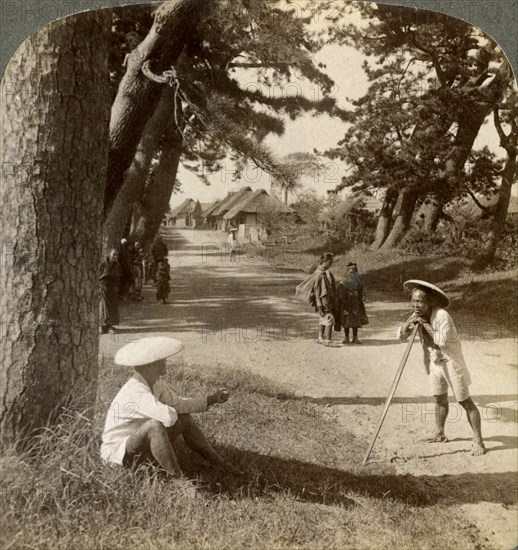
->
[363,324,419,464]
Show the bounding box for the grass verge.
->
[0,360,491,549]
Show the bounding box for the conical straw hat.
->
[403,279,450,308]
[115,337,184,367]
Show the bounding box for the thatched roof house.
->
[457,192,518,223]
[223,189,293,224]
[164,198,196,227]
[167,199,209,228]
[318,192,382,226]
[211,186,253,229]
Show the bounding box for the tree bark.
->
[380,189,418,249]
[131,147,183,251]
[370,188,397,250]
[103,86,177,252]
[414,194,443,232]
[481,153,516,261]
[104,0,211,218]
[131,100,185,250]
[480,107,518,263]
[430,62,512,214]
[0,13,111,443]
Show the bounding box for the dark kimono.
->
[338,273,367,328]
[100,258,120,326]
[156,261,171,301]
[313,267,341,330]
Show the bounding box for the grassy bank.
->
[1,360,489,550]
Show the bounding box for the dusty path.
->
[101,228,518,547]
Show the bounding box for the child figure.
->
[156,258,171,304]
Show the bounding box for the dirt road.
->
[101,228,518,547]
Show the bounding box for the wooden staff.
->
[363,324,419,465]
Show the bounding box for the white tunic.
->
[100,373,208,465]
[398,307,471,383]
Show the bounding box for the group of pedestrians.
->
[99,236,171,334]
[311,252,368,347]
[304,253,486,455]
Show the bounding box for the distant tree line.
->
[325,4,517,262]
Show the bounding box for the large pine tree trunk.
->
[380,189,418,249]
[103,86,176,252]
[370,188,397,250]
[414,194,443,232]
[481,155,516,261]
[131,115,184,250]
[105,0,210,217]
[0,13,111,442]
[480,117,517,262]
[424,63,512,223]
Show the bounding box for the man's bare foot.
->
[423,434,448,443]
[470,442,486,456]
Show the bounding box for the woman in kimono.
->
[338,262,368,344]
[156,257,171,304]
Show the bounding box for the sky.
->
[171,6,514,209]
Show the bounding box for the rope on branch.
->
[141,62,297,189]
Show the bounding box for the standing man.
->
[398,279,486,456]
[118,238,133,300]
[131,241,144,300]
[99,248,121,334]
[101,337,243,479]
[228,228,238,261]
[313,252,340,346]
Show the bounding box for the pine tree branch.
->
[228,62,291,68]
[493,107,510,149]
[465,186,492,215]
[408,32,447,86]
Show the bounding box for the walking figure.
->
[156,257,171,304]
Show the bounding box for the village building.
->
[200,200,223,229]
[223,188,294,242]
[164,199,216,228]
[458,192,518,225]
[210,186,253,230]
[318,191,383,231]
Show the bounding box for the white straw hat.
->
[114,337,184,367]
[403,279,450,308]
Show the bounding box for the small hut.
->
[223,189,294,241]
[211,186,253,230]
[169,198,196,227]
[318,191,382,231]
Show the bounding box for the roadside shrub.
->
[401,220,518,265]
[324,210,376,253]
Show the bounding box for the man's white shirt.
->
[101,372,208,465]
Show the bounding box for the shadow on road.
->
[176,443,518,508]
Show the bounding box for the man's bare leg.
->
[171,415,244,475]
[125,419,183,476]
[459,397,486,455]
[426,394,449,442]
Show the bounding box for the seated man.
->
[398,280,486,456]
[100,336,243,478]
